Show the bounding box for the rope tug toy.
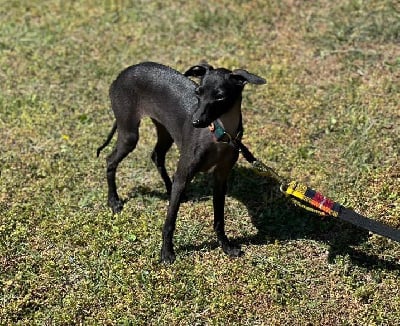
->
[237,142,400,243]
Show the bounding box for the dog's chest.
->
[218,101,241,137]
[199,142,238,173]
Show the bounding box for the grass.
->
[1,0,399,324]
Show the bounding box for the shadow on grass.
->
[127,166,399,271]
[226,166,399,271]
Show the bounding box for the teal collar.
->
[209,119,242,144]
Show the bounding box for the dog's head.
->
[185,62,266,128]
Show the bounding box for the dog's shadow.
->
[128,166,399,271]
[230,166,399,270]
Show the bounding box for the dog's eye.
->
[215,93,226,101]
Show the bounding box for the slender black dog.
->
[97,62,266,263]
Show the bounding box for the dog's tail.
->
[97,121,117,157]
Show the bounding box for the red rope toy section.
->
[282,181,342,217]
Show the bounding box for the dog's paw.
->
[108,199,124,214]
[222,243,243,258]
[160,249,176,264]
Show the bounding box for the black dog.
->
[97,62,266,263]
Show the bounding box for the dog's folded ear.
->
[184,61,214,78]
[231,69,266,85]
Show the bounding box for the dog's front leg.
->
[160,165,192,264]
[213,171,242,257]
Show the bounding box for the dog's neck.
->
[217,98,242,138]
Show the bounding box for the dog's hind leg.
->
[106,124,140,213]
[151,119,173,195]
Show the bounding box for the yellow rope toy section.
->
[251,161,342,217]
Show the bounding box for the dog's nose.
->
[192,119,209,128]
[192,119,201,127]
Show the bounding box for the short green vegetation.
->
[1,1,399,324]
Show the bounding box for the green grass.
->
[1,0,399,324]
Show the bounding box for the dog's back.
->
[109,62,198,149]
